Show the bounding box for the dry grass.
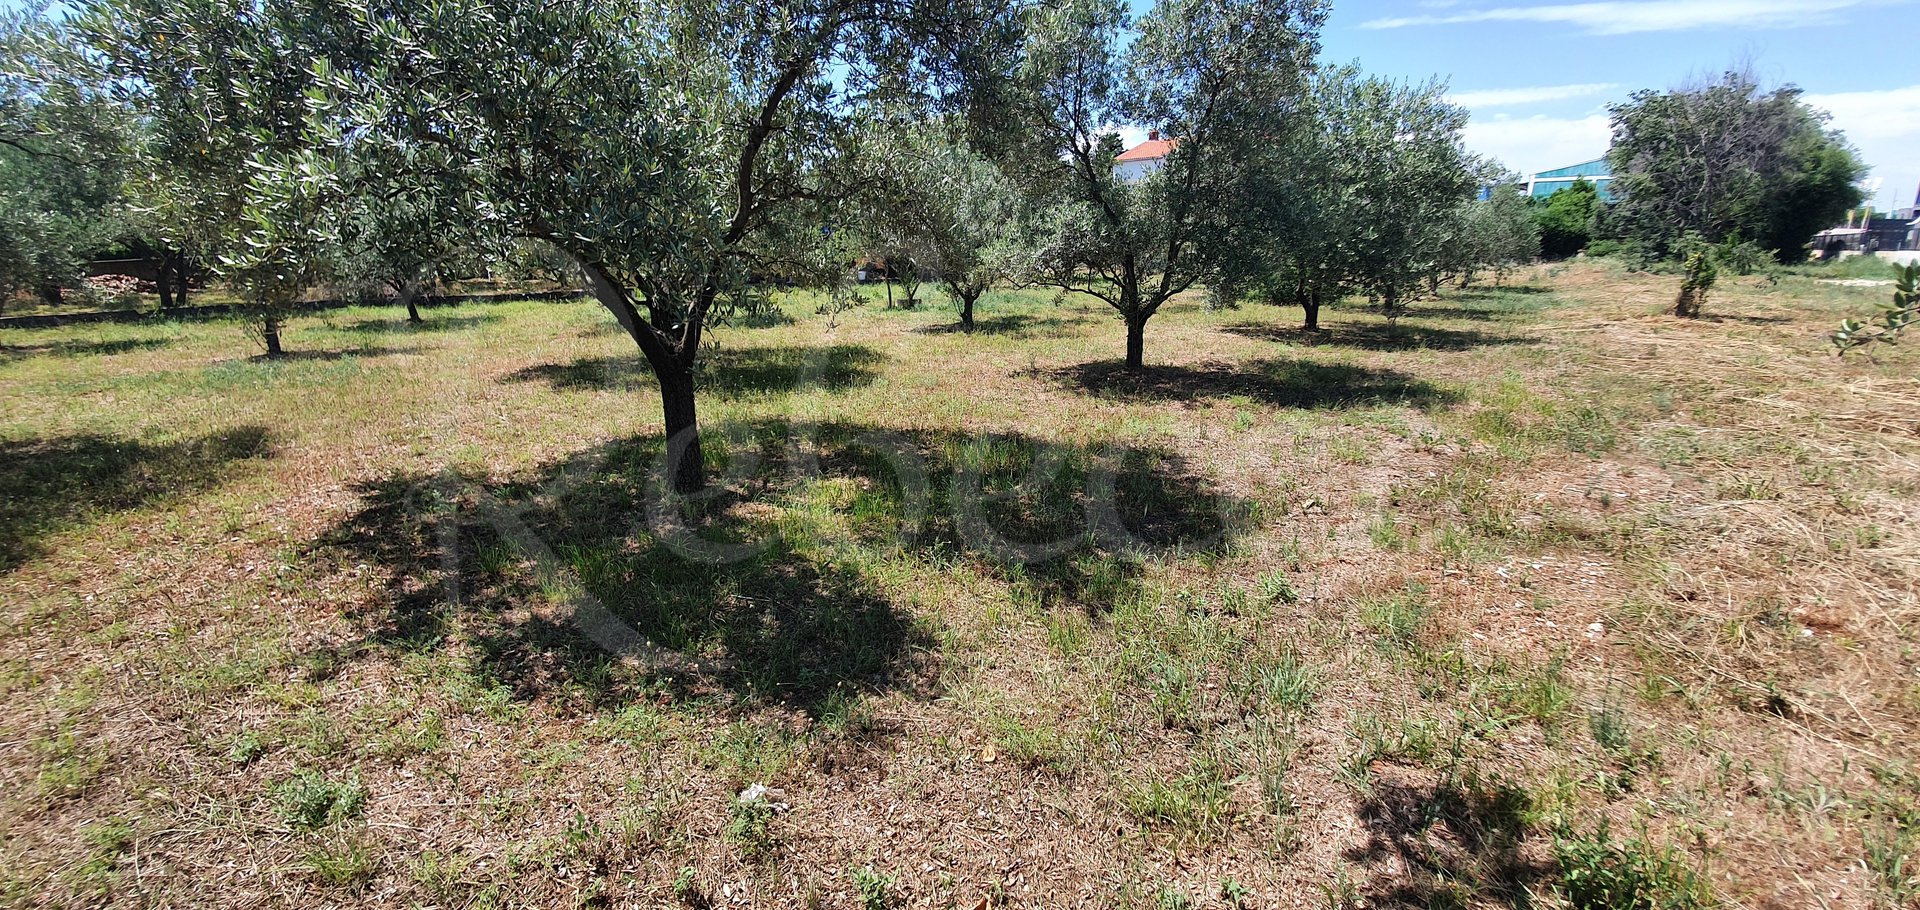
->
[1,264,1917,909]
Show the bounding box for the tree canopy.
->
[1021,0,1326,369]
[1206,65,1481,329]
[863,119,1029,329]
[0,8,134,307]
[1606,70,1866,262]
[1535,180,1600,260]
[80,0,1023,489]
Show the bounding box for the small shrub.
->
[1674,249,1716,318]
[672,865,701,903]
[275,771,367,831]
[1554,823,1712,910]
[1833,262,1918,352]
[228,730,267,765]
[850,865,896,910]
[303,832,381,891]
[723,796,777,859]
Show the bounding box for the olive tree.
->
[1832,262,1917,353]
[1206,65,1477,331]
[1021,0,1324,370]
[1336,74,1478,323]
[329,163,499,324]
[168,0,1017,491]
[0,8,135,309]
[1446,182,1538,288]
[80,0,342,352]
[864,120,1027,330]
[1203,67,1348,332]
[1608,69,1865,261]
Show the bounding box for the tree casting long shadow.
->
[0,426,272,571]
[0,336,175,360]
[327,313,504,335]
[506,343,885,397]
[911,311,1097,338]
[316,421,1248,718]
[1220,321,1532,352]
[1047,358,1460,410]
[245,344,428,363]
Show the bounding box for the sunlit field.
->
[3,262,1917,908]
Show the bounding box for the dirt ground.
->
[2,262,1916,909]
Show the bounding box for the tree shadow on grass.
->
[1045,358,1460,411]
[505,344,886,397]
[1221,322,1531,352]
[912,311,1096,338]
[1700,312,1795,326]
[1346,763,1549,908]
[328,313,503,335]
[0,336,173,359]
[1447,286,1554,298]
[0,426,272,571]
[315,421,1248,718]
[247,345,426,363]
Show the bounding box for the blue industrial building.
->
[1525,159,1614,201]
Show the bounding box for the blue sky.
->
[1313,0,1920,213]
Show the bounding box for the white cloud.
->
[1458,87,1920,209]
[1450,83,1620,108]
[1461,114,1613,176]
[1363,0,1867,36]
[1804,84,1920,209]
[1109,125,1151,149]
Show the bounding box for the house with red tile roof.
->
[1115,131,1176,182]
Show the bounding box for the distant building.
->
[1897,183,1920,250]
[1896,182,1920,222]
[1811,209,1916,257]
[1526,159,1614,202]
[1115,131,1176,182]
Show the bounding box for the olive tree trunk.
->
[1124,313,1146,371]
[261,315,284,357]
[579,261,707,494]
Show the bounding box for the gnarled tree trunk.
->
[579,260,707,494]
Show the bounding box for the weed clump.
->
[275,771,367,831]
[1554,822,1712,910]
